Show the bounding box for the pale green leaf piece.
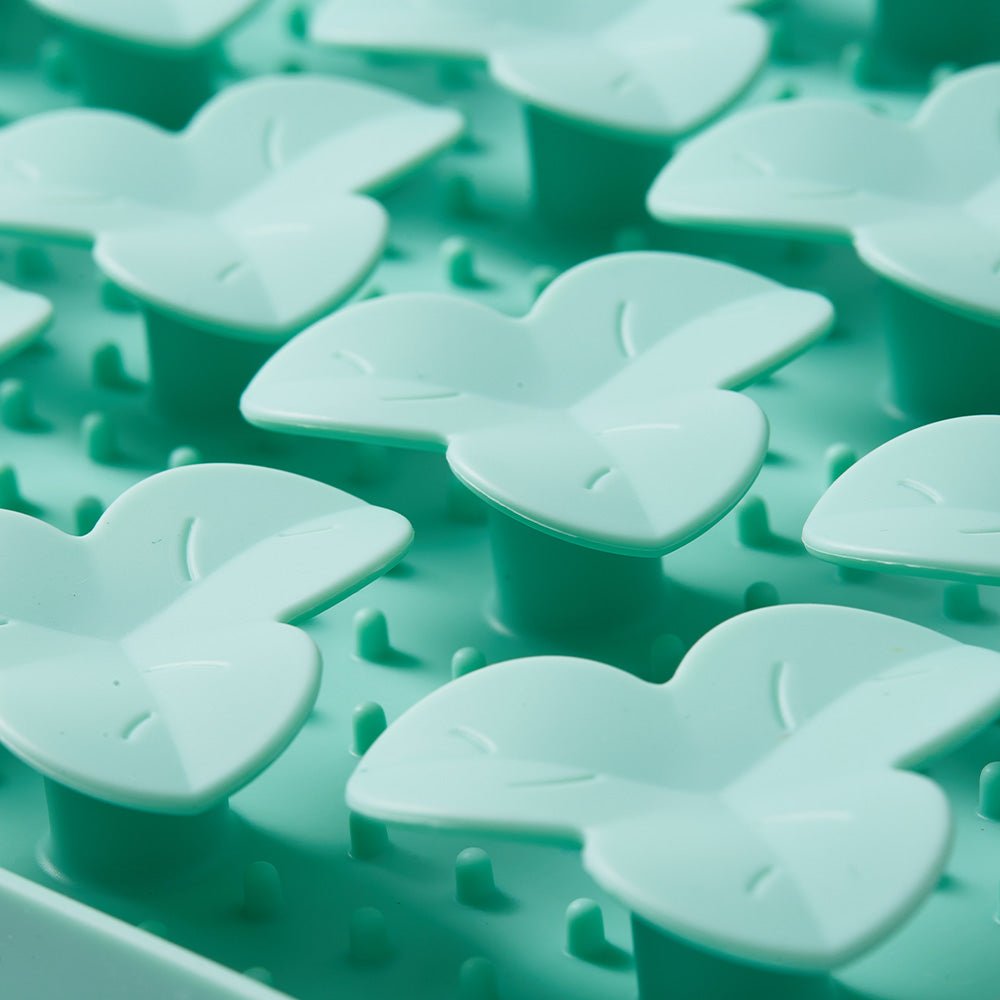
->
[0,280,52,360]
[0,75,463,337]
[348,604,1000,970]
[311,0,772,137]
[242,251,832,556]
[648,64,1000,322]
[26,0,262,50]
[0,463,412,813]
[805,416,1000,583]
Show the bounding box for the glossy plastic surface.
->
[349,604,1000,971]
[243,252,831,555]
[0,75,463,336]
[0,463,412,811]
[312,0,770,138]
[804,416,1000,584]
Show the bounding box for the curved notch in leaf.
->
[242,251,831,556]
[0,75,463,336]
[348,604,1000,970]
[804,416,1000,583]
[312,0,771,137]
[648,64,1000,321]
[26,0,261,50]
[0,281,51,361]
[0,463,412,813]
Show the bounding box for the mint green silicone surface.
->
[26,0,262,50]
[0,463,412,812]
[0,867,283,998]
[0,278,50,357]
[0,75,463,336]
[242,252,831,555]
[804,416,1000,585]
[647,64,1000,324]
[3,2,1000,999]
[348,604,1000,969]
[311,0,771,138]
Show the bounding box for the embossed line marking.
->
[449,725,497,755]
[614,300,637,359]
[898,478,944,504]
[122,711,155,742]
[178,517,201,583]
[771,660,795,733]
[746,864,779,898]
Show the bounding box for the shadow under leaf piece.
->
[0,74,463,419]
[858,0,1000,86]
[347,603,1000,1000]
[0,462,412,887]
[648,64,1000,421]
[804,416,1000,585]
[0,867,286,998]
[0,280,52,361]
[311,0,772,232]
[0,0,48,64]
[26,0,264,128]
[243,251,832,637]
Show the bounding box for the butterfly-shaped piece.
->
[242,252,832,556]
[311,0,772,139]
[0,463,412,813]
[348,604,1000,970]
[649,64,1000,323]
[0,75,463,336]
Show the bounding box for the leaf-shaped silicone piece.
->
[0,867,285,999]
[855,211,1000,323]
[803,416,1000,583]
[447,392,766,553]
[243,252,831,555]
[648,99,935,238]
[311,0,755,59]
[348,604,1000,969]
[0,75,463,334]
[0,463,412,812]
[26,0,261,50]
[491,10,768,136]
[648,64,1000,314]
[313,0,769,138]
[0,281,51,361]
[94,196,386,337]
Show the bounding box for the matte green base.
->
[882,283,1000,421]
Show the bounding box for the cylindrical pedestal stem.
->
[145,308,278,424]
[523,105,671,236]
[632,916,835,1000]
[62,28,220,130]
[881,282,1000,421]
[43,779,231,889]
[861,0,1000,82]
[0,0,46,63]
[488,509,666,637]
